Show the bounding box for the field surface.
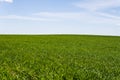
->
[0,35,120,80]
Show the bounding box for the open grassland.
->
[0,35,120,80]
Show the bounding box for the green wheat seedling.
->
[0,35,120,80]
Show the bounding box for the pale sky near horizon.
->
[0,0,120,35]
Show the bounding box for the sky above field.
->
[0,0,120,35]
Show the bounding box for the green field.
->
[0,35,120,80]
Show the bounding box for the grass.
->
[0,35,120,80]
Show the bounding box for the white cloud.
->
[33,12,86,19]
[0,12,120,27]
[74,0,120,11]
[1,11,120,25]
[0,15,57,21]
[97,12,120,20]
[73,0,120,25]
[0,0,13,3]
[33,12,120,25]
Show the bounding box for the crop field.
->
[0,35,120,80]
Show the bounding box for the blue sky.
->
[0,0,120,35]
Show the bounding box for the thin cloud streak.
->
[33,12,120,25]
[0,15,58,21]
[73,0,120,26]
[1,12,120,25]
[0,0,13,3]
[74,0,120,11]
[33,12,84,19]
[97,12,120,20]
